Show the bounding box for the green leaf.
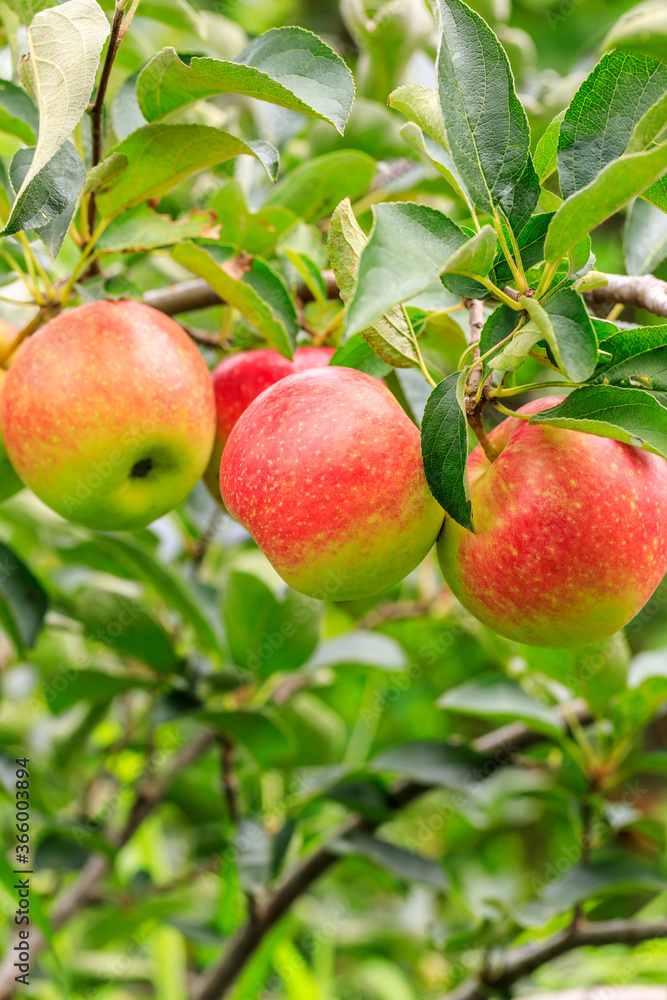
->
[624,197,667,275]
[2,0,58,20]
[111,68,147,142]
[602,0,667,63]
[344,203,479,339]
[433,0,538,232]
[493,213,553,284]
[529,385,667,459]
[388,84,448,147]
[0,79,37,145]
[208,180,296,257]
[328,333,392,377]
[171,241,297,358]
[545,142,667,261]
[332,831,449,890]
[398,122,472,208]
[487,324,544,374]
[138,27,354,134]
[305,631,407,672]
[643,175,667,213]
[593,325,667,392]
[517,859,667,928]
[262,150,376,223]
[558,50,667,201]
[96,205,215,254]
[479,303,518,357]
[369,741,492,790]
[4,0,109,232]
[88,535,221,655]
[199,710,296,766]
[627,91,667,154]
[328,198,418,368]
[46,669,155,714]
[0,540,48,651]
[70,588,180,673]
[533,109,565,183]
[439,673,564,738]
[420,371,472,532]
[94,125,279,219]
[541,287,598,382]
[4,143,84,257]
[222,571,320,677]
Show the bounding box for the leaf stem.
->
[494,216,527,292]
[494,379,576,397]
[461,272,523,310]
[401,303,437,388]
[490,399,531,420]
[536,257,562,299]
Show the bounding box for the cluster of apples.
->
[1,298,667,650]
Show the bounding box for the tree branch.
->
[193,701,591,1000]
[86,1,127,237]
[585,273,667,318]
[446,917,667,1000]
[143,271,340,317]
[0,731,215,999]
[464,298,500,464]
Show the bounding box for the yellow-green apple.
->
[0,369,23,503]
[437,396,667,648]
[204,346,334,500]
[220,366,444,600]
[1,300,216,530]
[0,318,18,368]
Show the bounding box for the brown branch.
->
[446,917,667,1000]
[144,271,340,317]
[192,701,591,1000]
[463,298,500,463]
[86,1,127,237]
[585,273,667,318]
[0,731,215,999]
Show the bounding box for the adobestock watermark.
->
[60,416,160,518]
[546,0,588,30]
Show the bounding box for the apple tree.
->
[0,0,667,998]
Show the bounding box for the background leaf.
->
[138,27,354,133]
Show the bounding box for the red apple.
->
[220,366,444,600]
[438,396,667,648]
[204,346,334,499]
[1,300,216,530]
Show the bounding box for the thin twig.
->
[446,917,667,1000]
[585,273,667,318]
[464,298,499,463]
[86,1,127,237]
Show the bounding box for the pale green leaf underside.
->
[14,0,109,201]
[137,25,354,134]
